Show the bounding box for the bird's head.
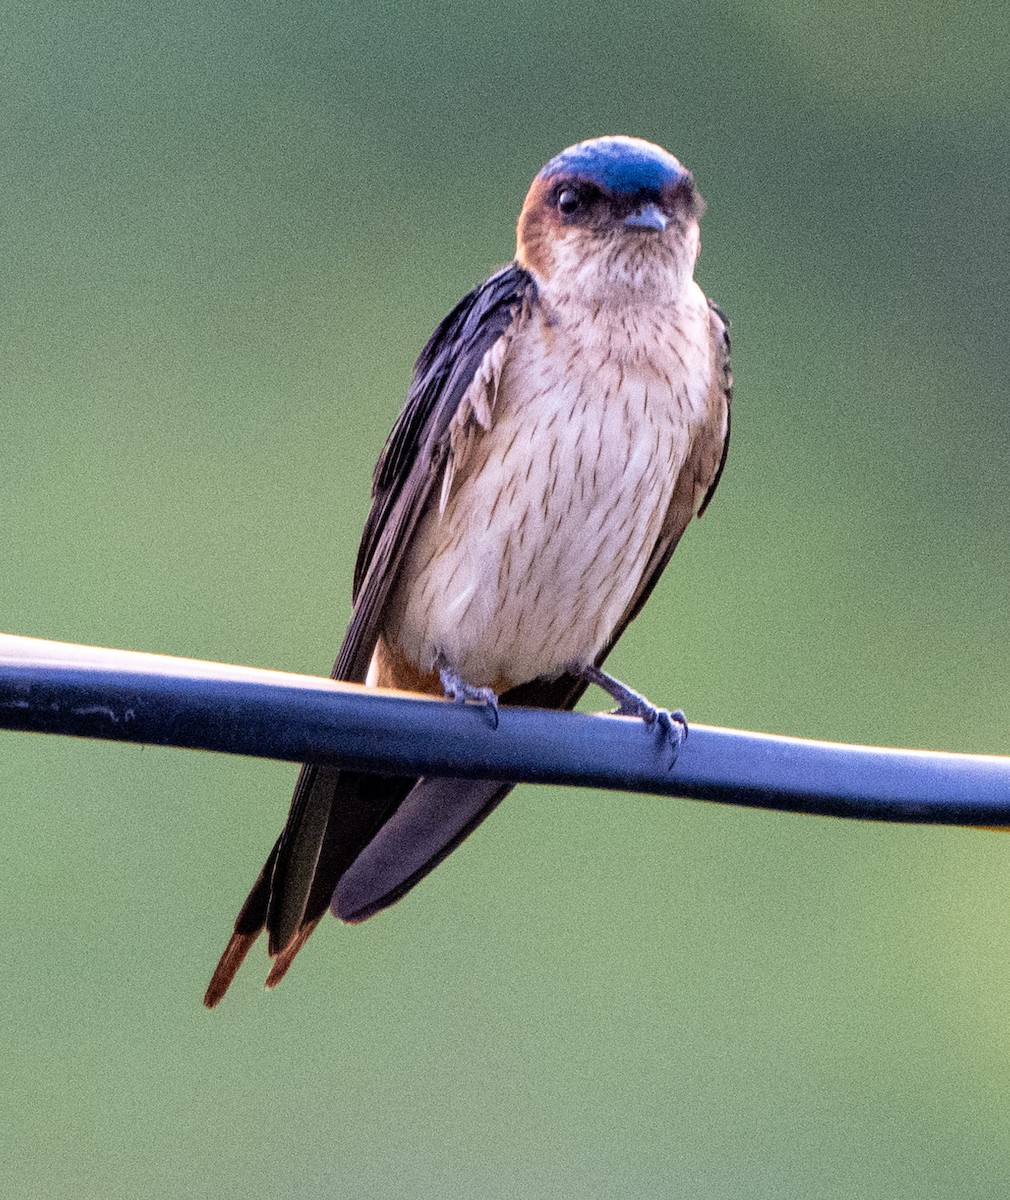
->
[516,135,703,308]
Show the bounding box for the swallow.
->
[204,135,732,1007]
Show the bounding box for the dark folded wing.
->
[345,264,538,674]
[263,264,538,953]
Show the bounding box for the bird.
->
[204,135,732,1007]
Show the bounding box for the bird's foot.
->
[573,662,687,768]
[438,660,500,729]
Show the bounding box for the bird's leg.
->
[437,656,500,729]
[572,662,687,765]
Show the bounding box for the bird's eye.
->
[556,188,581,216]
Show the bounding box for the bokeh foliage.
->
[2,2,1008,1196]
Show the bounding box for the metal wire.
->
[1,634,1008,825]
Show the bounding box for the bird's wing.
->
[204,264,537,1006]
[348,263,538,676]
[331,299,733,924]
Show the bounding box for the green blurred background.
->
[3,1,1009,1196]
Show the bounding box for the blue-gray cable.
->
[1,637,1007,827]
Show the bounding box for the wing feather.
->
[205,265,536,1002]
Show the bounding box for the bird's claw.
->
[438,665,500,729]
[613,697,687,769]
[572,662,686,770]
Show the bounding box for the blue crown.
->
[539,136,686,196]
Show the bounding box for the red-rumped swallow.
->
[205,135,732,1006]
